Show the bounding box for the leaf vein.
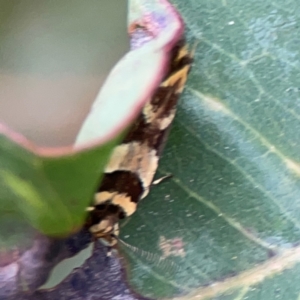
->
[169,245,300,300]
[168,175,276,252]
[233,286,250,300]
[188,31,300,122]
[178,112,300,232]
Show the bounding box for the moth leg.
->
[106,246,112,257]
[152,174,173,186]
[106,231,119,257]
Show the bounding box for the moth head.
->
[89,209,120,246]
[88,191,128,245]
[89,215,120,246]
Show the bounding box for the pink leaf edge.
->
[0,0,184,157]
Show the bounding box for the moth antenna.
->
[117,237,181,274]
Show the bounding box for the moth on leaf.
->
[87,39,193,246]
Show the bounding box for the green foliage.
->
[120,0,300,299]
[0,134,119,238]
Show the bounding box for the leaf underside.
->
[119,0,300,299]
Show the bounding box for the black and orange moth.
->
[87,39,193,246]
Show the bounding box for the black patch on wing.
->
[90,203,125,226]
[98,170,143,204]
[89,171,143,225]
[122,115,169,155]
[167,40,193,79]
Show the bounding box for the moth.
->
[87,39,193,246]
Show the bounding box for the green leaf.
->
[119,0,300,299]
[0,132,119,237]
